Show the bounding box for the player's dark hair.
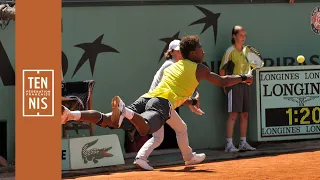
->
[231,25,245,44]
[164,50,173,60]
[180,35,200,59]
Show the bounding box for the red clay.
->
[64,150,320,180]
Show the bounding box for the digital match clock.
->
[256,66,320,141]
[265,106,320,127]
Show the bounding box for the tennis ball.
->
[297,55,305,63]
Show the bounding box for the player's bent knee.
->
[178,123,188,134]
[228,112,238,121]
[153,135,164,146]
[182,122,187,131]
[94,112,111,128]
[240,112,249,119]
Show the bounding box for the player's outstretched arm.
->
[196,63,252,87]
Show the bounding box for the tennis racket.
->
[243,45,264,84]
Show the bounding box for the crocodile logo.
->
[81,139,113,164]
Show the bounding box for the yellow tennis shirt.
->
[141,59,199,110]
[219,45,250,75]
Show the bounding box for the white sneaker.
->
[61,105,70,124]
[111,96,125,128]
[239,142,256,151]
[133,159,154,171]
[225,143,239,152]
[185,152,206,166]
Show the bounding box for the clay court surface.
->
[64,150,320,180]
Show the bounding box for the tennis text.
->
[27,77,49,110]
[23,70,54,116]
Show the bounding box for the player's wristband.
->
[191,98,198,105]
[240,74,247,81]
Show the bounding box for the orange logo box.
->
[23,70,54,117]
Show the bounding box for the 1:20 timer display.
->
[265,106,320,127]
[286,107,320,125]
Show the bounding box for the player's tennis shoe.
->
[61,105,70,124]
[238,142,256,151]
[111,96,125,128]
[225,144,239,152]
[133,159,154,171]
[185,152,206,166]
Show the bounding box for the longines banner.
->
[256,65,320,141]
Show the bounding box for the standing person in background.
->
[219,26,256,153]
